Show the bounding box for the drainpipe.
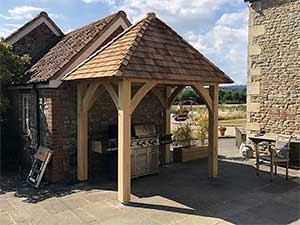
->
[33,84,40,148]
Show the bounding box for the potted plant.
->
[219,126,227,136]
[173,116,208,163]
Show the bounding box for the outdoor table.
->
[248,134,300,178]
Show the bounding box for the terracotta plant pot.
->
[219,127,227,136]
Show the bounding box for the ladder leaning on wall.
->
[27,146,52,188]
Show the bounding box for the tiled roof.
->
[64,13,233,84]
[26,11,127,83]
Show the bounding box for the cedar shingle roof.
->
[64,13,233,84]
[26,11,128,83]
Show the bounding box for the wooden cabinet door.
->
[148,147,159,173]
[135,148,147,176]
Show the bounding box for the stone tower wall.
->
[247,0,300,138]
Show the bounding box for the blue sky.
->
[0,0,248,84]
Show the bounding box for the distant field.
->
[171,104,246,124]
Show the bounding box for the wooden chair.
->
[256,135,292,181]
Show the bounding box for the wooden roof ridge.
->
[63,13,154,80]
[65,10,129,35]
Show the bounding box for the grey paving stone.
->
[43,210,83,225]
[0,198,14,213]
[71,207,98,224]
[0,212,14,225]
[39,198,69,214]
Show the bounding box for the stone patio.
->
[1,138,299,225]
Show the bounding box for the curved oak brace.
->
[167,86,185,108]
[82,82,102,112]
[86,86,106,112]
[192,84,213,112]
[103,81,119,109]
[151,87,166,109]
[130,81,157,114]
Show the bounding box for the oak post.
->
[208,84,219,177]
[118,79,131,203]
[77,82,88,181]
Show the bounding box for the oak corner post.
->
[208,84,219,178]
[77,81,88,181]
[118,79,132,203]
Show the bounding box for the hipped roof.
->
[64,13,233,84]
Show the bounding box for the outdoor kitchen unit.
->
[131,124,160,178]
[97,123,169,178]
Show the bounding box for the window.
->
[22,94,31,131]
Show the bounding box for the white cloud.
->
[81,0,116,5]
[186,9,248,84]
[0,28,14,38]
[216,10,248,28]
[115,0,242,33]
[0,6,45,20]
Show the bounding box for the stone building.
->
[246,0,300,138]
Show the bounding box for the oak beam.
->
[208,84,219,177]
[192,84,213,112]
[128,77,217,86]
[130,81,156,114]
[77,82,88,181]
[118,79,132,203]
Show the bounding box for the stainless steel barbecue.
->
[101,124,160,178]
[131,124,160,178]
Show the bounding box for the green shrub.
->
[173,121,193,147]
[194,113,208,146]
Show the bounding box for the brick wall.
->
[247,0,300,138]
[12,23,59,64]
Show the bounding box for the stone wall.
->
[247,0,300,138]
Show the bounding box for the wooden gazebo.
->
[63,12,233,203]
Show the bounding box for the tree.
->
[0,39,30,114]
[0,39,30,174]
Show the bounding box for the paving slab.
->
[0,198,14,213]
[0,212,14,225]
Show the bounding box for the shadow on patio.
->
[1,156,299,224]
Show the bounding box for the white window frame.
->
[22,94,31,132]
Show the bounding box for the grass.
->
[172,104,246,122]
[219,118,247,126]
